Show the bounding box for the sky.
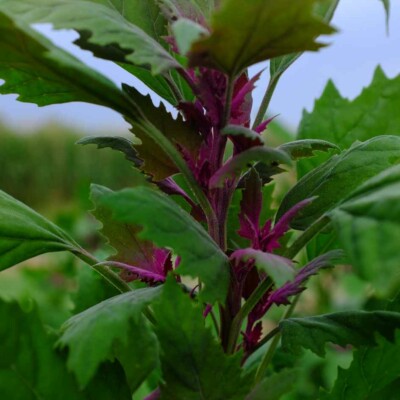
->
[0,0,398,134]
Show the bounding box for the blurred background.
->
[0,1,398,398]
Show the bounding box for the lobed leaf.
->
[99,186,230,304]
[0,300,131,399]
[269,0,339,82]
[322,332,400,399]
[58,287,161,389]
[77,136,143,168]
[0,189,82,271]
[1,0,180,74]
[123,84,202,180]
[153,277,251,399]
[189,0,335,75]
[298,67,400,176]
[0,11,128,112]
[278,139,340,161]
[277,135,400,230]
[280,310,400,356]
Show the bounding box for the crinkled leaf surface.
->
[280,310,400,357]
[298,67,400,176]
[123,84,202,180]
[58,287,161,389]
[99,187,230,304]
[0,11,128,112]
[0,300,131,400]
[277,135,400,230]
[330,165,400,293]
[189,0,335,75]
[0,189,82,271]
[1,0,180,74]
[153,278,251,399]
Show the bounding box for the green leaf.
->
[210,147,291,189]
[123,84,202,180]
[172,18,208,56]
[99,186,230,304]
[269,0,339,81]
[277,135,400,230]
[278,139,340,160]
[58,287,161,389]
[232,249,295,287]
[279,310,400,357]
[246,369,298,400]
[153,277,251,399]
[297,67,400,176]
[77,136,143,168]
[222,125,265,144]
[0,189,82,271]
[330,165,400,293]
[189,0,335,75]
[90,184,153,267]
[0,300,131,400]
[1,0,180,74]
[322,332,400,400]
[0,11,128,112]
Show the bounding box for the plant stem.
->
[253,326,280,352]
[140,120,219,241]
[252,73,281,130]
[164,73,184,104]
[74,249,132,293]
[221,76,235,128]
[283,215,331,260]
[75,249,158,324]
[253,296,299,385]
[226,279,273,354]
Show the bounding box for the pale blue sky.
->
[0,0,398,133]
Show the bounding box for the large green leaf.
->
[0,11,128,112]
[330,165,400,293]
[322,293,400,399]
[123,84,201,180]
[153,278,250,399]
[322,334,400,399]
[189,0,335,75]
[0,300,131,400]
[280,310,400,357]
[57,287,161,389]
[277,135,400,230]
[99,186,230,304]
[269,0,339,85]
[1,0,180,74]
[0,189,82,271]
[297,67,400,176]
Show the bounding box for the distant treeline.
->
[0,123,136,212]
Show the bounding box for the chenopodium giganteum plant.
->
[1,0,400,399]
